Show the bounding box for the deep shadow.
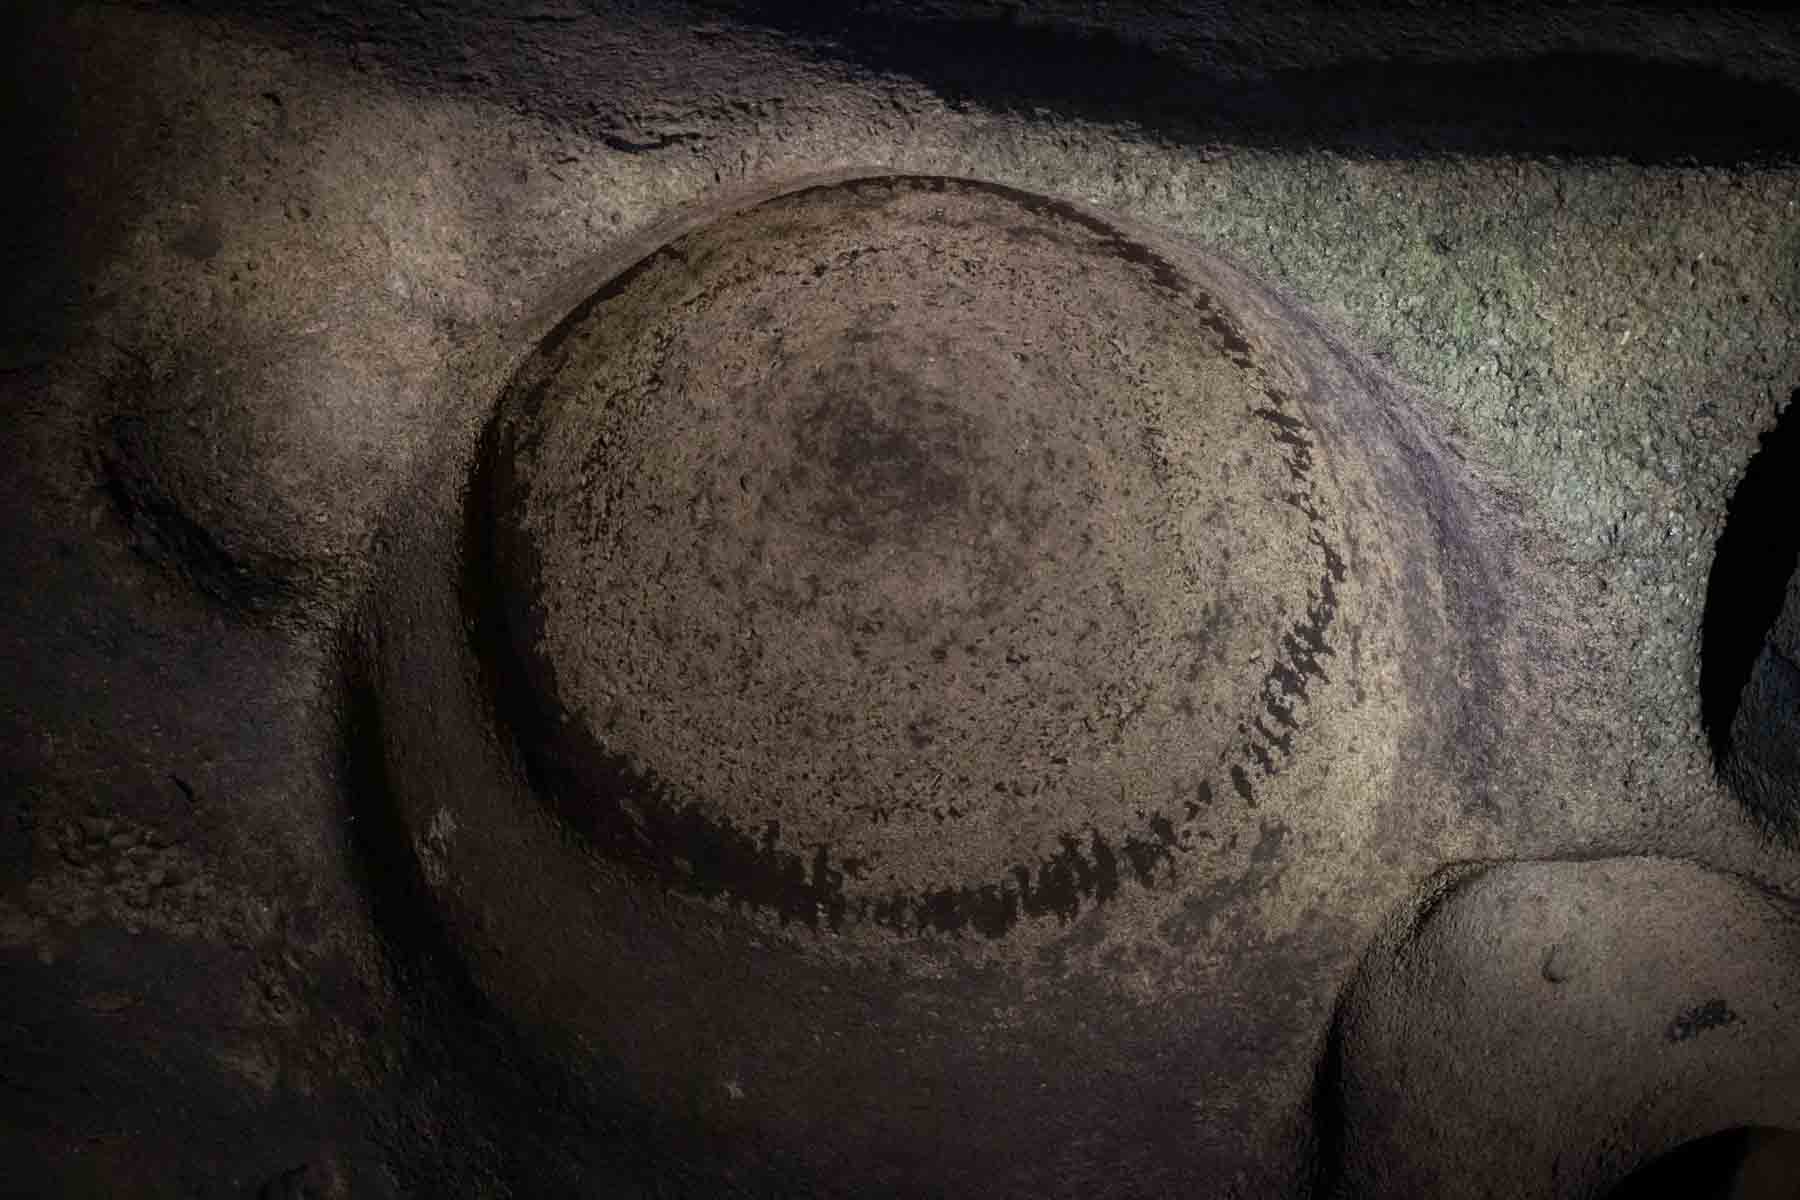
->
[156,0,1800,167]
[0,0,159,364]
[1700,391,1800,769]
[333,632,740,1197]
[335,647,480,998]
[700,5,1800,165]
[100,412,301,616]
[1603,1126,1800,1200]
[1305,1017,1350,1199]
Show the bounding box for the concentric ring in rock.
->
[474,175,1371,941]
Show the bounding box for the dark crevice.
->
[154,1,1800,166]
[335,645,482,1001]
[99,414,300,615]
[1307,862,1491,1196]
[1700,390,1800,778]
[333,628,725,1198]
[1305,1017,1348,1200]
[699,4,1800,165]
[1603,1127,1800,1200]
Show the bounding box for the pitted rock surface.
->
[478,176,1372,940]
[368,172,1503,1195]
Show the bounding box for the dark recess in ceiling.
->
[115,0,1800,166]
[1701,389,1800,817]
[701,2,1800,165]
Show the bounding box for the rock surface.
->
[1322,858,1800,1199]
[484,176,1388,937]
[5,1,1800,1195]
[368,171,1503,1194]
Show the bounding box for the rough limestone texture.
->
[372,171,1503,1195]
[489,176,1390,935]
[5,1,1800,1196]
[1322,858,1800,1199]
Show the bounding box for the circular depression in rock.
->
[471,175,1360,940]
[370,171,1475,1193]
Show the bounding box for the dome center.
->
[480,176,1356,937]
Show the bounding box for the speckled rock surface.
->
[4,1,1800,1196]
[366,170,1511,1194]
[1321,858,1800,1199]
[485,175,1402,935]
